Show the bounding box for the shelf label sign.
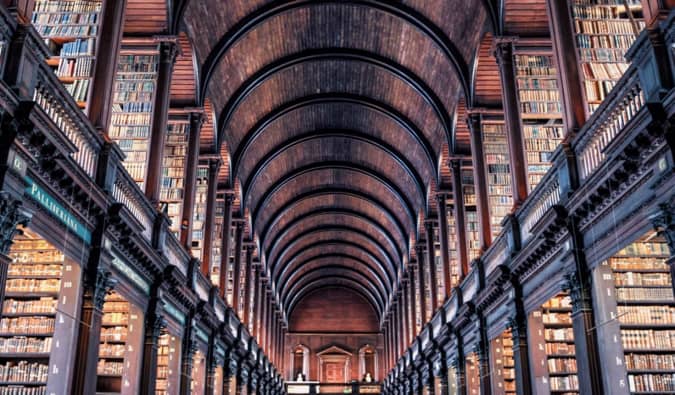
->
[111,252,151,295]
[164,301,186,325]
[23,176,92,244]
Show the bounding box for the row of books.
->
[116,57,158,73]
[0,386,46,395]
[614,272,671,286]
[547,358,577,374]
[164,145,187,156]
[571,2,641,19]
[520,102,561,114]
[63,79,89,102]
[611,257,670,271]
[616,287,674,301]
[9,251,62,262]
[97,360,124,376]
[625,353,675,371]
[518,89,560,102]
[34,0,101,13]
[0,337,52,354]
[617,243,671,257]
[56,57,92,78]
[59,38,95,57]
[34,25,97,38]
[516,79,558,90]
[111,102,154,113]
[0,318,54,335]
[523,125,564,139]
[627,373,675,393]
[99,344,125,358]
[100,326,128,343]
[543,313,573,324]
[110,113,152,125]
[616,306,675,324]
[525,138,559,152]
[545,328,575,342]
[574,19,641,35]
[545,342,576,356]
[101,313,128,326]
[5,280,59,294]
[515,56,556,73]
[162,166,186,178]
[0,362,48,383]
[526,152,553,165]
[582,62,628,80]
[579,47,630,63]
[585,80,617,103]
[2,299,56,315]
[549,376,578,391]
[7,265,61,277]
[621,330,675,349]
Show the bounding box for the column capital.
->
[492,37,515,65]
[188,111,206,129]
[208,157,222,172]
[0,192,31,254]
[466,112,481,134]
[158,39,179,65]
[224,191,236,204]
[563,269,592,312]
[652,200,675,253]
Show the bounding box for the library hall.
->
[0,0,673,394]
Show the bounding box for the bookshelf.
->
[609,237,675,394]
[190,165,209,260]
[108,47,159,191]
[490,329,516,395]
[190,350,206,394]
[445,206,460,289]
[461,169,480,262]
[155,332,180,395]
[465,352,481,395]
[542,293,579,394]
[514,53,564,192]
[432,228,445,305]
[570,0,645,114]
[210,199,224,287]
[160,115,190,238]
[0,232,62,395]
[31,0,102,108]
[481,121,512,238]
[226,228,236,308]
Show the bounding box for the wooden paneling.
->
[473,33,502,108]
[123,0,167,34]
[289,288,379,332]
[170,34,197,106]
[503,0,551,36]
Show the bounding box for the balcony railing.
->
[111,164,155,241]
[574,67,645,182]
[517,169,561,244]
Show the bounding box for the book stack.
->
[96,292,129,395]
[32,0,102,107]
[491,329,516,395]
[191,166,210,261]
[160,117,190,237]
[109,50,159,191]
[482,122,512,238]
[542,294,579,394]
[570,0,645,113]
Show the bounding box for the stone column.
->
[494,39,528,208]
[508,281,533,395]
[179,321,197,395]
[180,112,206,249]
[145,40,179,203]
[409,264,417,335]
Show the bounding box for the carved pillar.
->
[243,245,254,326]
[219,193,235,296]
[424,221,439,311]
[545,0,587,136]
[494,40,528,208]
[145,40,178,203]
[436,193,452,299]
[232,221,244,316]
[402,280,411,345]
[452,333,467,395]
[564,270,604,395]
[205,350,218,395]
[475,318,492,395]
[260,280,268,348]
[450,160,469,278]
[179,319,197,395]
[467,113,493,250]
[0,193,30,305]
[72,267,117,395]
[438,370,449,395]
[415,245,428,324]
[87,0,127,131]
[180,111,206,249]
[397,294,406,353]
[139,293,167,395]
[201,159,221,276]
[652,200,675,262]
[508,281,533,395]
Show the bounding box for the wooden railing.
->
[164,232,190,276]
[32,54,102,178]
[286,382,382,394]
[111,164,155,241]
[574,67,645,182]
[517,169,562,244]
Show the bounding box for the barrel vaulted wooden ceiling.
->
[127,0,552,325]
